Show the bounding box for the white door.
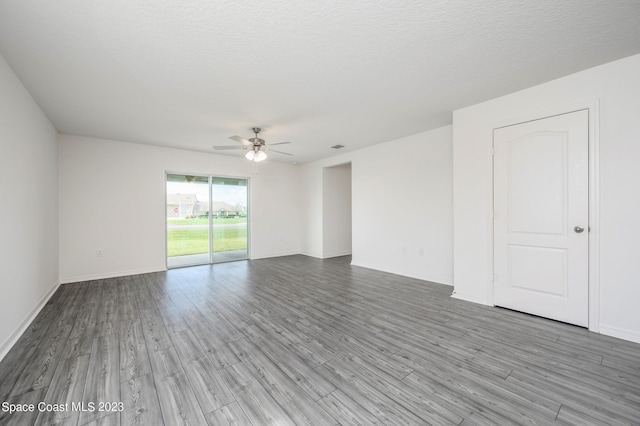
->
[493,110,589,327]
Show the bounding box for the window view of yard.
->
[167,217,248,257]
[166,174,248,266]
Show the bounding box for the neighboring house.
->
[210,201,247,218]
[166,193,200,218]
[166,194,246,218]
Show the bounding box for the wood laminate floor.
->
[0,255,639,425]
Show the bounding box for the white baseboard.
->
[599,324,640,344]
[349,261,453,287]
[60,266,166,284]
[0,280,61,362]
[250,251,301,260]
[299,251,323,259]
[428,276,453,286]
[450,291,491,306]
[322,250,352,259]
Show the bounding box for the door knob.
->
[574,226,584,233]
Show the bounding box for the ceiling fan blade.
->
[213,145,245,150]
[267,141,291,146]
[229,135,252,146]
[266,148,293,156]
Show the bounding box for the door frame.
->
[488,100,600,332]
[164,171,251,269]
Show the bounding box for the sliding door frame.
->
[165,171,251,269]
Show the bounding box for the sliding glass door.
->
[166,174,210,268]
[211,177,249,263]
[166,173,248,268]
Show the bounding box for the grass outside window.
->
[167,219,248,257]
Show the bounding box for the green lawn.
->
[167,227,247,257]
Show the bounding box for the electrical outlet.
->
[402,246,407,254]
[419,248,424,256]
[96,249,103,257]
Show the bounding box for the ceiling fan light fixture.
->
[245,149,267,162]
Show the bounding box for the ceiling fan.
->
[213,127,292,162]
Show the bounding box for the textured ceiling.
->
[1,1,640,163]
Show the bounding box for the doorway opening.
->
[166,173,249,268]
[322,162,352,258]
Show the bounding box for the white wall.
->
[299,165,323,258]
[453,53,640,343]
[323,163,352,258]
[351,126,453,283]
[0,53,59,359]
[58,134,301,283]
[301,125,453,284]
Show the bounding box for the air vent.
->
[331,144,345,149]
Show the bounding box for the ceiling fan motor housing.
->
[250,128,265,148]
[249,137,265,147]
